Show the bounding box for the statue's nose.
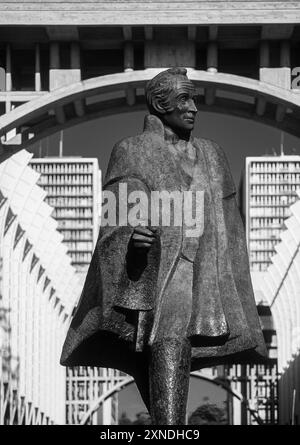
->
[188,99,197,113]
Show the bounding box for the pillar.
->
[207,42,218,73]
[6,44,12,92]
[35,44,41,92]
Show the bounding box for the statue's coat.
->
[60,115,267,376]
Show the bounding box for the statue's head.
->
[145,67,198,137]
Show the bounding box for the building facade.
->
[260,194,300,424]
[29,157,101,285]
[244,156,300,273]
[243,155,300,352]
[238,154,300,424]
[0,149,80,424]
[29,156,119,425]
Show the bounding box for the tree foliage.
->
[119,411,151,425]
[188,403,227,425]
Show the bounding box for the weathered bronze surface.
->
[60,68,267,425]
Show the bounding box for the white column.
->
[207,42,218,73]
[5,44,12,92]
[35,44,41,92]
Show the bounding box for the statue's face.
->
[162,78,198,134]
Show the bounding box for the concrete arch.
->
[79,372,263,426]
[1,69,300,163]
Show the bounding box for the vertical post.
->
[280,41,290,68]
[257,41,269,112]
[280,131,285,156]
[59,130,63,158]
[124,42,134,72]
[46,137,49,157]
[0,49,5,92]
[5,100,12,142]
[144,26,153,70]
[144,26,153,41]
[50,42,60,70]
[5,100,11,114]
[123,26,134,72]
[49,42,59,91]
[71,42,81,73]
[6,44,12,92]
[35,43,41,92]
[270,381,275,425]
[291,388,296,425]
[187,26,197,41]
[223,372,234,425]
[260,41,270,68]
[240,364,248,425]
[207,42,218,73]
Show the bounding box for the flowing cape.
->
[60,115,267,375]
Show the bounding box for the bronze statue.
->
[60,68,267,424]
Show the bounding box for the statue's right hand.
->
[130,226,157,251]
[126,226,157,279]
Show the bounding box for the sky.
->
[32,109,300,192]
[30,110,300,419]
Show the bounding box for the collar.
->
[143,114,194,144]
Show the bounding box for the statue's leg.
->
[149,338,191,425]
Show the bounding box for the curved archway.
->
[79,371,264,426]
[0,68,288,425]
[1,69,300,163]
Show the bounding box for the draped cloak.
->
[60,114,267,376]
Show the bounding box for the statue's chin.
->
[180,124,194,134]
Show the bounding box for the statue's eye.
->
[179,95,188,102]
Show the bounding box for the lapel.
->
[143,114,194,192]
[195,138,236,199]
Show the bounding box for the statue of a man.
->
[60,67,266,424]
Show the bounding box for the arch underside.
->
[0,69,300,162]
[80,371,263,425]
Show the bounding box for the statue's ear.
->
[152,99,167,115]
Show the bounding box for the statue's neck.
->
[162,121,192,143]
[143,114,193,143]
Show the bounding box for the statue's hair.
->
[145,67,188,115]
